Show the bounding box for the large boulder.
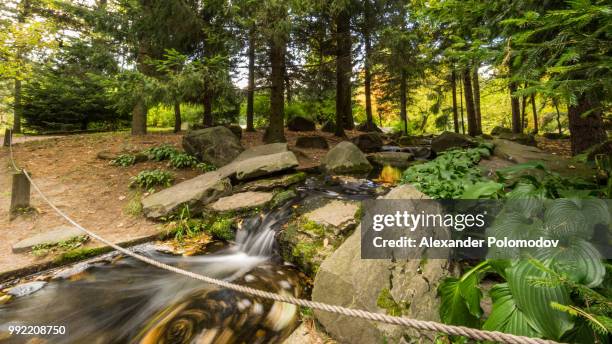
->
[351,132,383,153]
[295,135,329,149]
[233,151,299,180]
[497,132,537,146]
[142,170,232,219]
[235,172,306,192]
[311,185,456,343]
[490,126,512,136]
[224,124,242,139]
[366,152,414,169]
[182,126,244,167]
[287,116,316,131]
[431,131,478,154]
[321,141,372,175]
[234,143,288,162]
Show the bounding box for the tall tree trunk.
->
[509,81,521,133]
[173,101,181,133]
[531,94,538,134]
[202,91,213,127]
[132,45,149,135]
[553,99,562,135]
[264,34,286,143]
[363,0,374,129]
[462,68,477,136]
[335,8,353,136]
[246,29,255,132]
[451,69,459,133]
[459,77,465,134]
[400,70,408,135]
[520,91,527,130]
[472,64,482,135]
[13,79,22,134]
[284,60,292,103]
[567,92,606,155]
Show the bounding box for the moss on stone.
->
[54,246,111,264]
[206,216,235,241]
[376,288,408,317]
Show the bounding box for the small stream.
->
[0,176,385,344]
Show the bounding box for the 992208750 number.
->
[7,325,66,335]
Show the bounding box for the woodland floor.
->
[0,128,363,276]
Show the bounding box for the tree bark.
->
[521,91,527,130]
[451,69,459,133]
[462,68,477,136]
[472,64,482,135]
[400,70,408,135]
[246,29,255,132]
[553,99,562,135]
[335,7,353,136]
[131,97,147,135]
[264,33,286,143]
[509,81,521,133]
[174,101,181,133]
[531,94,538,134]
[202,91,213,127]
[459,77,465,134]
[363,0,374,129]
[567,92,606,155]
[13,79,22,134]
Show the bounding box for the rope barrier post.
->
[10,169,31,217]
[3,128,12,147]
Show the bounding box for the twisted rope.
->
[5,133,560,344]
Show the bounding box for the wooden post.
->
[3,128,12,147]
[10,170,30,214]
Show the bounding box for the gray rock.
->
[12,226,85,253]
[497,132,537,146]
[224,124,242,139]
[311,184,455,343]
[182,126,244,167]
[321,141,372,175]
[303,200,359,231]
[234,151,299,180]
[234,143,288,162]
[295,135,329,149]
[366,152,414,169]
[490,126,512,136]
[208,191,274,212]
[235,172,307,192]
[431,131,478,153]
[351,132,383,153]
[142,170,232,219]
[287,116,316,131]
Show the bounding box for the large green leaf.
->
[483,283,540,337]
[534,240,605,288]
[544,199,591,239]
[506,260,574,340]
[460,181,503,199]
[438,273,483,327]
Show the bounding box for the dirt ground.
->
[0,129,362,277]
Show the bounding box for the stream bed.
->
[0,175,386,344]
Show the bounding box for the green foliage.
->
[143,144,178,161]
[31,236,89,257]
[168,153,198,169]
[376,288,407,317]
[207,216,235,241]
[401,146,492,198]
[168,206,204,241]
[130,169,174,191]
[438,262,486,328]
[195,162,217,173]
[110,154,136,167]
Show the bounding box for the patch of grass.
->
[195,162,217,173]
[54,246,110,264]
[123,191,143,216]
[130,169,174,191]
[301,220,326,237]
[110,154,136,167]
[166,206,205,241]
[32,236,89,257]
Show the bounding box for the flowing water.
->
[0,176,382,344]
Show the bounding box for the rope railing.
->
[4,133,561,344]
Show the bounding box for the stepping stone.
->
[12,226,84,253]
[208,191,274,212]
[304,200,359,229]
